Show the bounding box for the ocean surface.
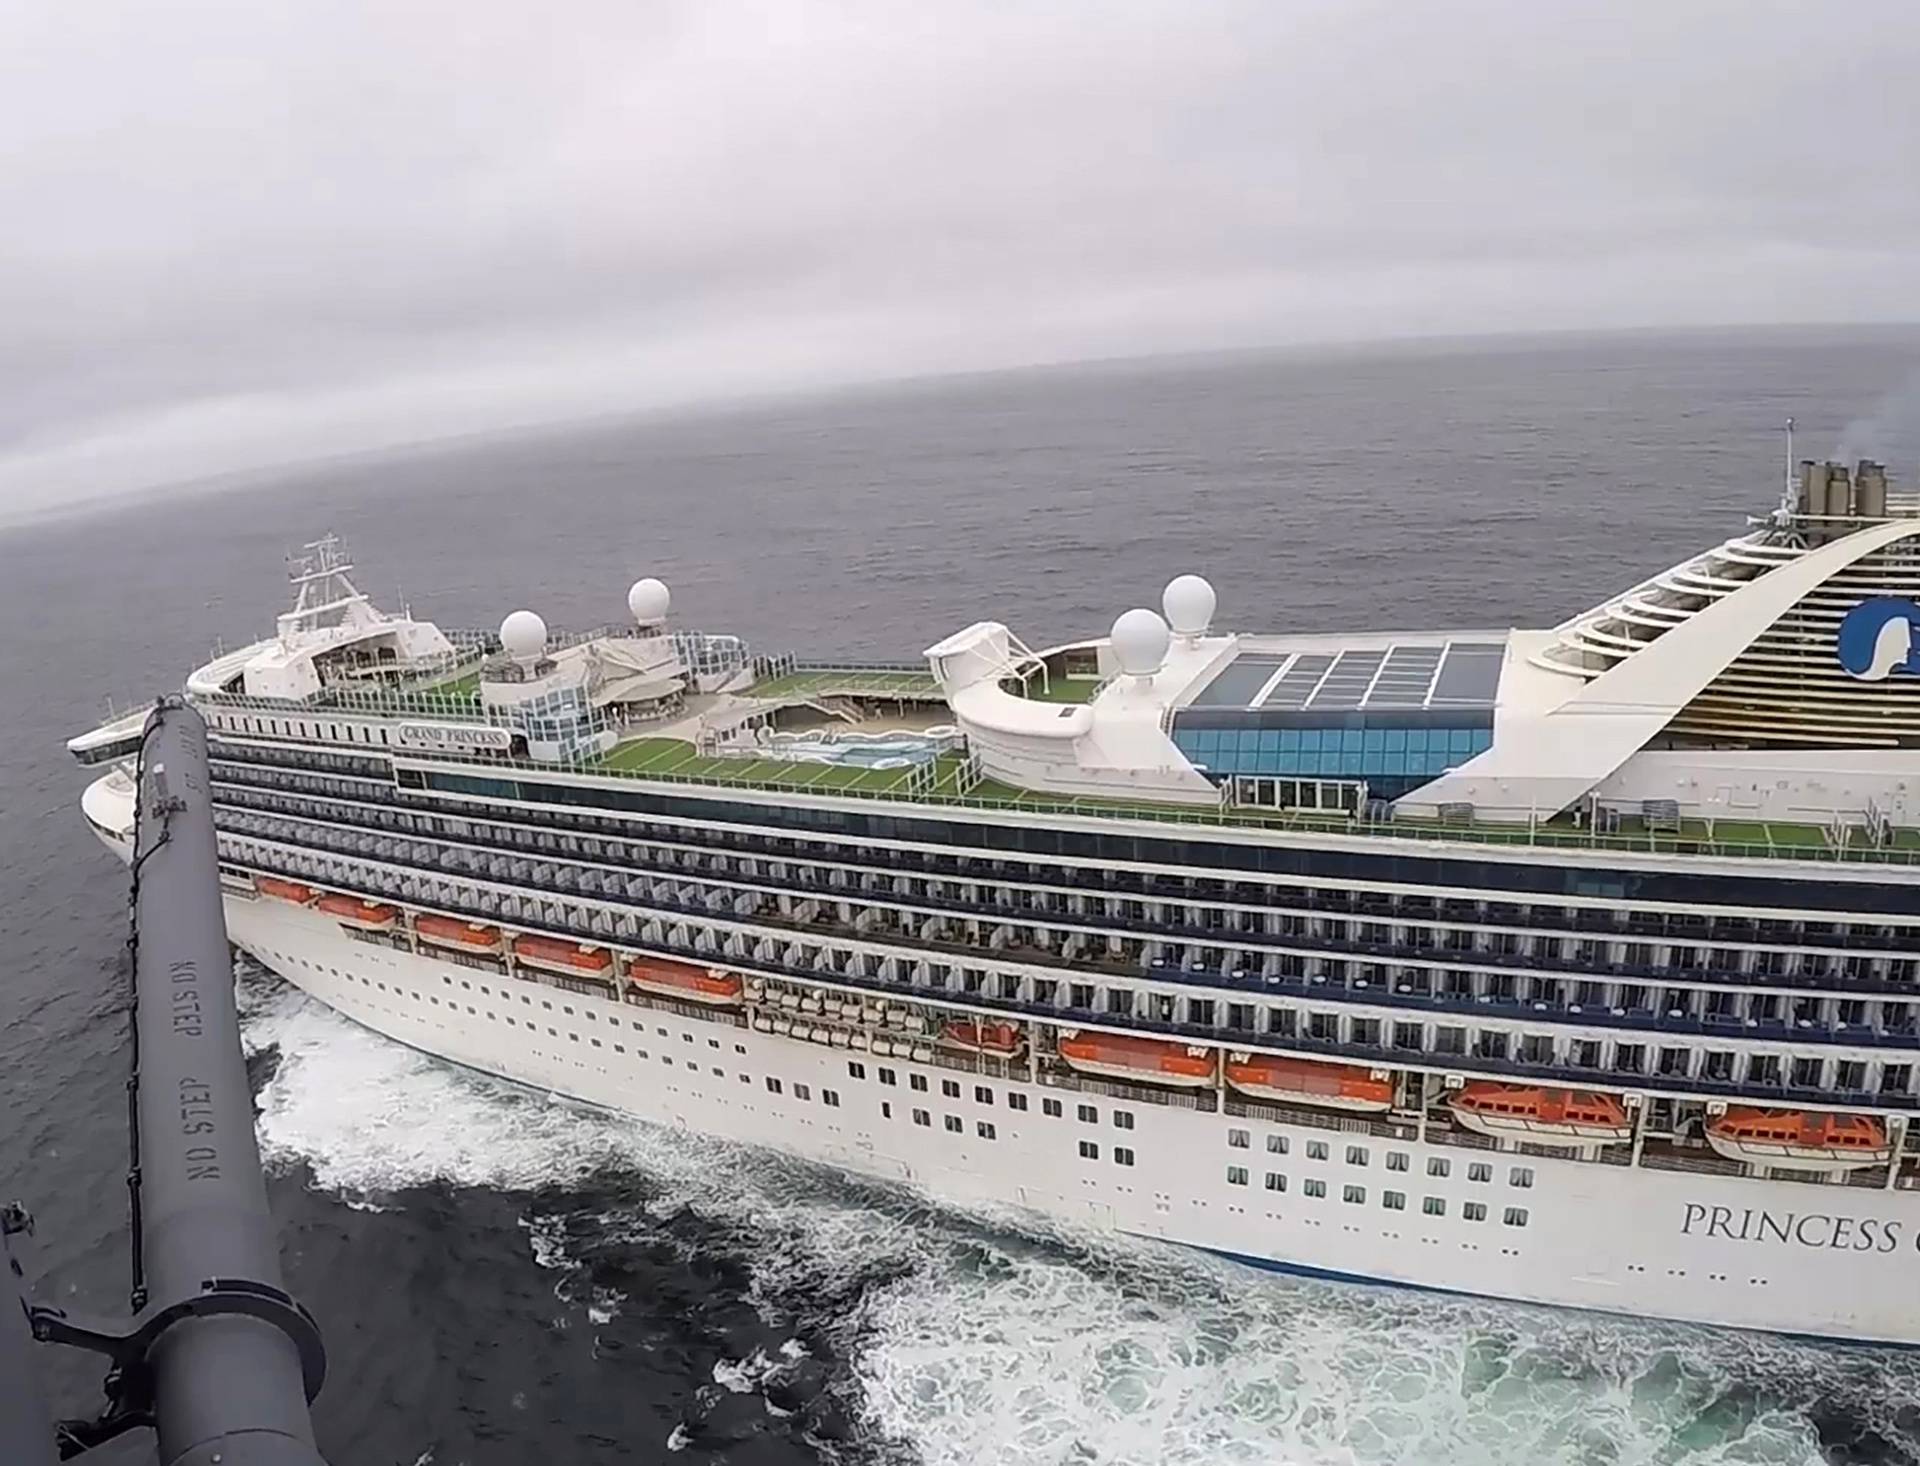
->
[5,326,1920,1466]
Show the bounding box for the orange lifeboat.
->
[1705,1108,1891,1172]
[513,934,614,978]
[316,893,400,930]
[414,914,504,954]
[942,1020,1025,1057]
[1450,1083,1631,1145]
[1056,1031,1216,1089]
[624,954,744,1007]
[1224,1053,1394,1113]
[256,876,316,905]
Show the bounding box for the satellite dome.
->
[627,577,670,626]
[1110,608,1171,677]
[500,609,547,664]
[1162,574,1217,637]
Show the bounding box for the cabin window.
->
[1504,1207,1529,1227]
[849,1062,867,1080]
[1463,1202,1488,1222]
[1304,1179,1327,1199]
[977,1121,996,1140]
[1079,1104,1098,1124]
[1423,1197,1446,1217]
[1043,1099,1063,1118]
[1467,1163,1491,1183]
[941,1080,960,1099]
[1266,1134,1289,1156]
[1227,1128,1250,1149]
[975,1086,993,1105]
[1009,1094,1029,1112]
[1346,1146,1368,1167]
[1343,1185,1365,1205]
[1383,1190,1406,1211]
[1509,1167,1534,1188]
[879,1068,897,1086]
[1113,1111,1134,1130]
[794,1084,811,1101]
[881,1102,893,1119]
[944,1116,962,1133]
[1427,1158,1450,1178]
[910,1075,928,1092]
[1264,1172,1286,1192]
[913,1109,931,1127]
[766,1078,781,1094]
[1079,1141,1099,1160]
[1386,1152,1409,1172]
[1115,1148,1135,1167]
[1306,1141,1329,1161]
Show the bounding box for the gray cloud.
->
[3,0,1916,516]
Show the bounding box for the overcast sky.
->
[2,1,1916,514]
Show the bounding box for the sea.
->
[4,325,1920,1466]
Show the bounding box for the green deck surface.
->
[749,669,943,700]
[1018,676,1103,704]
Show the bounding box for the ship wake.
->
[236,968,1920,1466]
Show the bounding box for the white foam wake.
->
[238,972,1917,1466]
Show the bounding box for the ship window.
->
[1009,1093,1029,1112]
[1386,1152,1409,1172]
[614,1044,625,1054]
[1306,1141,1329,1161]
[849,1062,867,1080]
[910,1075,928,1092]
[913,1109,930,1127]
[562,1006,574,1015]
[1346,1146,1368,1167]
[1304,1179,1327,1199]
[1116,1147,1135,1167]
[1079,1141,1099,1160]
[1509,1166,1534,1188]
[1343,1185,1365,1204]
[739,1074,750,1085]
[1044,1099,1063,1118]
[879,1068,897,1086]
[1228,1128,1250,1149]
[1113,1111,1134,1130]
[1504,1207,1529,1227]
[795,1083,811,1101]
[941,1079,960,1099]
[944,1115,962,1133]
[976,1120,996,1140]
[1266,1134,1289,1156]
[974,1085,993,1105]
[1468,1163,1491,1183]
[1264,1172,1286,1192]
[1383,1190,1406,1211]
[1423,1197,1446,1217]
[882,1102,893,1119]
[1079,1104,1098,1124]
[1427,1158,1450,1178]
[766,1078,782,1094]
[1227,1166,1249,1187]
[1463,1202,1488,1222]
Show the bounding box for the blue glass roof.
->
[1183,639,1504,714]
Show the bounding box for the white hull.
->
[228,895,1920,1346]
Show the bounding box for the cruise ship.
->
[70,457,1920,1345]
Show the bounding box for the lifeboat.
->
[255,876,316,906]
[624,955,744,1007]
[1450,1084,1632,1146]
[316,893,400,930]
[941,1020,1025,1057]
[1224,1054,1394,1113]
[1705,1108,1892,1172]
[1056,1031,1215,1089]
[414,914,504,954]
[513,934,615,978]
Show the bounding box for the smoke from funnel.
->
[1836,368,1920,467]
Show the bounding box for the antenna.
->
[1782,417,1796,514]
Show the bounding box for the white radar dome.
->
[500,609,548,664]
[1162,574,1217,637]
[627,577,671,625]
[1110,607,1171,677]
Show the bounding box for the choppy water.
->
[5,326,1920,1465]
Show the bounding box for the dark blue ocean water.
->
[4,327,1920,1466]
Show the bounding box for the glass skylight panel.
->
[1191,653,1289,708]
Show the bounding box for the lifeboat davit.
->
[513,935,615,979]
[1224,1053,1394,1113]
[942,1020,1024,1057]
[414,914,504,954]
[256,876,316,906]
[316,893,400,930]
[625,955,744,1007]
[1056,1031,1215,1089]
[1450,1083,1632,1146]
[1705,1108,1892,1172]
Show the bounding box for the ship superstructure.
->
[70,463,1920,1344]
